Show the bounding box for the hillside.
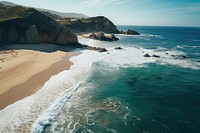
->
[0,1,89,19]
[36,8,89,19]
[59,16,120,33]
[0,1,17,6]
[0,6,78,45]
[0,1,120,34]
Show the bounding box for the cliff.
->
[59,16,120,33]
[0,6,78,45]
[0,1,139,36]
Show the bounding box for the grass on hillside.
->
[0,6,32,22]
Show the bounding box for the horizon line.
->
[117,24,200,28]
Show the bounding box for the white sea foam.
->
[42,91,134,132]
[177,45,184,49]
[177,45,200,49]
[0,49,109,132]
[33,37,200,130]
[188,39,200,42]
[1,36,200,132]
[31,82,82,133]
[142,34,162,38]
[79,36,200,69]
[182,45,200,48]
[116,34,141,37]
[116,33,162,38]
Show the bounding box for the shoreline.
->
[0,50,80,110]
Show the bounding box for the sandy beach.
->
[0,50,79,110]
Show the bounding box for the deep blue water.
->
[43,26,200,133]
[118,26,200,60]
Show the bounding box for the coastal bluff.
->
[59,16,120,33]
[0,4,140,46]
[0,6,78,45]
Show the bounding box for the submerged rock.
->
[155,76,162,80]
[128,79,134,85]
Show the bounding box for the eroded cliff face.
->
[56,28,78,45]
[0,6,78,45]
[60,16,120,33]
[25,25,40,43]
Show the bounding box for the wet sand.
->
[0,50,79,110]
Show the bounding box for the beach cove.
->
[0,50,79,110]
[0,27,200,132]
[0,1,200,132]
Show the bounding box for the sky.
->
[5,0,200,27]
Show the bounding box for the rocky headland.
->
[0,3,140,47]
[59,17,140,35]
[59,16,120,33]
[0,6,78,45]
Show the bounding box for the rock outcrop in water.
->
[83,45,107,52]
[80,44,107,52]
[152,55,160,58]
[143,53,151,57]
[115,47,123,50]
[171,55,187,59]
[120,29,140,35]
[82,32,119,41]
[0,6,78,45]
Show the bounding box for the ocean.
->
[32,26,200,133]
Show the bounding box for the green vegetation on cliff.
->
[0,6,30,22]
[0,6,78,45]
[59,16,120,33]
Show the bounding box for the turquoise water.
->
[81,63,200,132]
[38,26,200,133]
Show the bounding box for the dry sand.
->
[0,50,79,110]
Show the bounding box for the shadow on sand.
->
[0,43,83,53]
